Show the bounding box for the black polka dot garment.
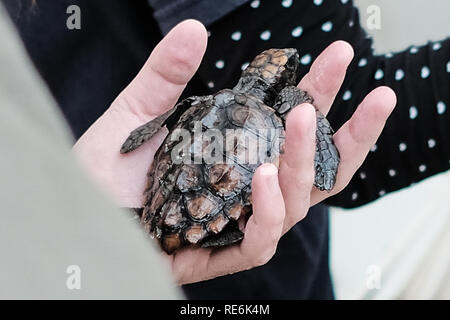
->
[193,0,450,208]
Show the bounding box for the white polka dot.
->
[260,30,271,41]
[409,106,418,119]
[241,62,249,71]
[281,0,293,8]
[250,0,260,8]
[341,0,349,4]
[313,0,323,6]
[410,47,418,54]
[358,58,368,67]
[349,20,354,27]
[379,190,386,196]
[395,69,405,81]
[359,172,367,179]
[291,26,303,38]
[432,42,442,51]
[231,31,242,41]
[321,21,333,32]
[389,169,396,177]
[399,142,407,152]
[437,101,447,114]
[207,31,212,37]
[342,90,352,101]
[428,139,436,148]
[351,192,358,201]
[300,54,312,65]
[385,52,393,58]
[447,61,450,73]
[419,164,427,172]
[421,66,431,79]
[374,69,384,80]
[371,144,377,152]
[215,60,225,69]
[207,81,214,89]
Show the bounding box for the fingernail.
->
[259,163,280,194]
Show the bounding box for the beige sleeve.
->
[0,5,181,299]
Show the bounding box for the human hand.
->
[73,20,396,284]
[279,40,397,233]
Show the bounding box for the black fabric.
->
[147,0,249,35]
[3,0,448,299]
[185,204,332,299]
[3,0,161,139]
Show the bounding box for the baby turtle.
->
[121,48,339,254]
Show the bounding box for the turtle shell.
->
[141,89,285,254]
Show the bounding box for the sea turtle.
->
[120,48,340,254]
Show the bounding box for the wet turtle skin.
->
[121,48,340,254]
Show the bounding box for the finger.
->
[180,164,285,282]
[242,163,285,262]
[114,19,208,119]
[279,104,316,233]
[311,86,397,205]
[298,41,354,115]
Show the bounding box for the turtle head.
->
[233,48,300,105]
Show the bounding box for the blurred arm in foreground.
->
[0,5,180,299]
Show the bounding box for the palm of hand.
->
[73,20,396,284]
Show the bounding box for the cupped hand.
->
[73,20,396,284]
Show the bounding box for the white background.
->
[331,0,450,299]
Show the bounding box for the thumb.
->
[200,163,286,278]
[114,19,208,119]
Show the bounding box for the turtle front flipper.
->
[120,97,199,153]
[273,86,340,191]
[314,111,340,191]
[200,221,244,248]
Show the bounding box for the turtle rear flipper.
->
[120,97,198,153]
[200,221,244,248]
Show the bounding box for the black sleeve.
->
[195,0,450,209]
[323,17,450,208]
